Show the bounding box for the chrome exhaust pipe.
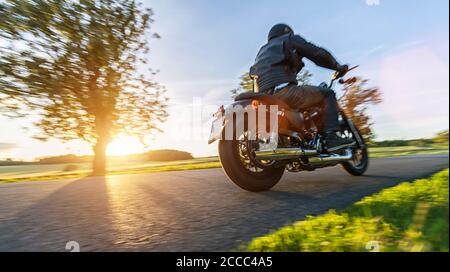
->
[254,148,317,160]
[254,147,353,163]
[308,149,353,164]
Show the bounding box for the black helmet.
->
[268,23,293,41]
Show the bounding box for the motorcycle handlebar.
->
[347,65,359,73]
[329,65,359,88]
[332,65,359,80]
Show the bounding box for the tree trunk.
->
[92,139,107,176]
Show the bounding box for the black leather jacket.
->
[250,33,341,93]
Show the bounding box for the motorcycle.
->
[208,66,368,192]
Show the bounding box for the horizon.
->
[1,132,447,162]
[0,0,449,160]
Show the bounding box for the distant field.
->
[369,146,448,158]
[0,146,447,183]
[0,157,216,177]
[0,157,219,180]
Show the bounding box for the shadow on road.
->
[0,176,114,251]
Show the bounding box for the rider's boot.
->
[324,132,355,152]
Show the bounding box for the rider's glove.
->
[336,64,349,78]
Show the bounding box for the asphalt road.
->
[0,154,448,252]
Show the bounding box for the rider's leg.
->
[319,87,340,133]
[274,84,338,128]
[274,84,324,107]
[274,85,354,151]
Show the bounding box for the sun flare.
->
[106,136,146,156]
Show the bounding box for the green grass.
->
[0,146,447,184]
[242,169,449,252]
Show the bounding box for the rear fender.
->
[208,99,278,144]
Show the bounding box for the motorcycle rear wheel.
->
[218,139,285,192]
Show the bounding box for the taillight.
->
[251,100,260,111]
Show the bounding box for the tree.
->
[230,72,253,98]
[230,69,312,98]
[296,69,313,86]
[0,0,168,175]
[433,129,449,145]
[338,77,382,140]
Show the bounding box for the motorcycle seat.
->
[234,92,292,110]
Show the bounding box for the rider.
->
[250,23,355,152]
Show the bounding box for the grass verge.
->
[241,169,449,252]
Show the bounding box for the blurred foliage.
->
[245,212,396,252]
[370,130,449,147]
[296,69,313,86]
[243,169,449,252]
[369,146,448,158]
[36,149,193,164]
[38,154,91,164]
[230,72,254,98]
[62,164,81,172]
[370,139,435,147]
[338,77,382,141]
[145,149,193,161]
[0,160,33,166]
[433,129,449,145]
[347,169,448,251]
[0,0,168,174]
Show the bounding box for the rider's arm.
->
[290,34,342,71]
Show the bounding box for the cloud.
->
[363,44,386,57]
[394,40,425,51]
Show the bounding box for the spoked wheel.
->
[218,133,285,192]
[340,127,369,175]
[237,137,276,172]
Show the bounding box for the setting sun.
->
[106,136,146,156]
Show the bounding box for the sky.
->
[0,0,449,160]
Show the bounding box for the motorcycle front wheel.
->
[218,139,285,192]
[341,127,369,176]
